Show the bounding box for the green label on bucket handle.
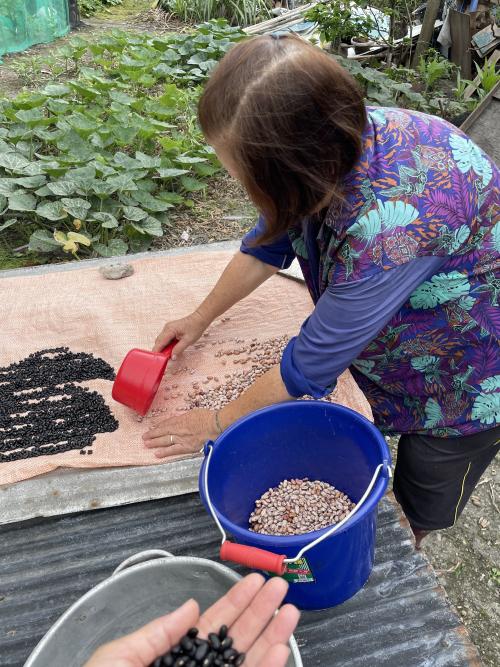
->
[271,557,315,583]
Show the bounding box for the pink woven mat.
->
[0,250,372,486]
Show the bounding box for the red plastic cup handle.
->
[161,340,178,359]
[220,542,287,575]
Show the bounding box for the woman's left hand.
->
[142,366,291,458]
[142,409,219,457]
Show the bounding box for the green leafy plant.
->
[0,21,245,261]
[157,0,270,27]
[454,71,473,100]
[79,0,123,18]
[306,1,376,51]
[417,50,454,92]
[337,50,478,122]
[10,35,104,88]
[474,59,500,95]
[386,65,418,84]
[335,55,429,109]
[9,55,47,87]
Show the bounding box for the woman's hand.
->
[142,366,292,458]
[153,310,209,357]
[153,252,279,357]
[84,574,300,667]
[142,409,218,457]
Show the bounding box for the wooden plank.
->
[463,48,500,99]
[460,79,500,133]
[244,3,317,34]
[460,80,500,164]
[449,9,472,79]
[412,0,441,66]
[472,22,500,57]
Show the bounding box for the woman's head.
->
[198,34,366,242]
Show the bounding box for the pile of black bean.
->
[150,626,245,667]
[0,348,118,462]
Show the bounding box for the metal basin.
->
[24,550,303,667]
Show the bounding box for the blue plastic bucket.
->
[199,401,391,610]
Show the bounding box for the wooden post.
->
[411,0,441,67]
[67,0,81,29]
[449,9,472,80]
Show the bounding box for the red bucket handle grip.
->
[160,340,178,359]
[220,542,286,575]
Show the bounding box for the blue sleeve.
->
[240,215,296,270]
[280,256,446,398]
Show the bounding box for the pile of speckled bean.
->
[249,478,355,536]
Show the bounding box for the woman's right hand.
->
[153,311,209,358]
[84,574,299,667]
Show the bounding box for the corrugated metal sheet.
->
[0,493,480,667]
[0,457,200,525]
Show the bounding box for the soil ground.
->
[0,5,498,665]
[155,174,256,250]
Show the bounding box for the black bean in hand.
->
[181,637,194,652]
[147,627,245,667]
[195,643,209,661]
[220,637,233,651]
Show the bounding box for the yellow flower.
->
[53,230,91,255]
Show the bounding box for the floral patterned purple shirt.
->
[252,107,499,436]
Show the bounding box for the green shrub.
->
[0,21,245,260]
[306,1,376,50]
[335,55,429,109]
[417,50,455,92]
[79,0,123,18]
[474,59,500,95]
[338,54,476,121]
[157,0,270,28]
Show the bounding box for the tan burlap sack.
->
[0,250,372,485]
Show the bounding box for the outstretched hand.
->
[84,574,299,667]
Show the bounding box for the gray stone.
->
[99,263,134,280]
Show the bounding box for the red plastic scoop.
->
[112,340,177,416]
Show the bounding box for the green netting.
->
[0,0,70,59]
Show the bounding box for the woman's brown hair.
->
[198,34,366,243]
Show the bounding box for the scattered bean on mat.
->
[185,335,337,412]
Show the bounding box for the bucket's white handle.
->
[203,442,391,569]
[203,443,228,545]
[113,550,175,575]
[285,462,389,564]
